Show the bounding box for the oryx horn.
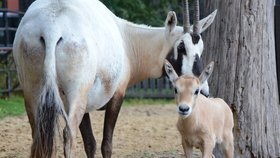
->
[183,0,190,33]
[193,0,200,34]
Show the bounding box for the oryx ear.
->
[164,60,178,86]
[165,11,177,33]
[196,9,217,33]
[199,61,214,85]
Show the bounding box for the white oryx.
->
[13,0,217,157]
[164,61,234,158]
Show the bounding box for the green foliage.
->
[0,95,25,119]
[100,0,182,26]
[0,52,20,97]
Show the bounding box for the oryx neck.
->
[118,19,181,86]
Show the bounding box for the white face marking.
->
[171,33,210,97]
[173,33,204,74]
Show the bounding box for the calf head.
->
[164,60,214,118]
[164,0,217,97]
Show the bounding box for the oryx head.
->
[164,0,217,97]
[164,60,214,118]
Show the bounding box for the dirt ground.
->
[0,104,202,158]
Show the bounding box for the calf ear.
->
[164,60,178,86]
[165,11,177,34]
[199,61,214,85]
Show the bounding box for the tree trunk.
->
[202,0,280,157]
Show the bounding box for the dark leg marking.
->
[101,92,124,158]
[79,113,96,158]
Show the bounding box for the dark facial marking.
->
[168,15,175,25]
[192,54,203,77]
[191,33,200,44]
[164,47,184,77]
[177,41,186,55]
[194,89,199,95]
[174,88,178,94]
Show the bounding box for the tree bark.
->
[202,0,280,157]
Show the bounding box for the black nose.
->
[179,105,190,112]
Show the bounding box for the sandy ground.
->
[0,104,202,158]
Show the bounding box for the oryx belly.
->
[86,54,127,112]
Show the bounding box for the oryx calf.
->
[164,61,234,158]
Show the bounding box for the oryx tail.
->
[31,35,70,158]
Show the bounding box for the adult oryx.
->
[13,0,216,157]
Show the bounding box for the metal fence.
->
[0,48,20,96]
[0,0,23,97]
[126,78,173,99]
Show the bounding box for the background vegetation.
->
[100,0,191,26]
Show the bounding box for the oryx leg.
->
[23,97,36,138]
[63,86,90,158]
[79,113,96,158]
[101,91,124,158]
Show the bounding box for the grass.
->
[123,98,174,106]
[0,95,25,119]
[0,95,174,119]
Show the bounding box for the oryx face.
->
[165,31,209,97]
[165,0,216,97]
[170,32,209,96]
[173,33,204,76]
[164,60,214,118]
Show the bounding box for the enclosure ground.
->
[0,104,202,158]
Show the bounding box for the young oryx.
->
[164,60,234,158]
[12,0,217,157]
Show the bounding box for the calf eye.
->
[174,88,178,94]
[194,89,199,95]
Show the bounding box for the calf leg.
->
[79,113,96,158]
[182,137,192,158]
[222,132,234,158]
[101,91,124,158]
[201,139,215,158]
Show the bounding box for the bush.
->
[100,0,183,26]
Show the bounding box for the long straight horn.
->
[193,0,200,34]
[183,0,190,33]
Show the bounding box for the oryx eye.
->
[194,89,199,95]
[174,88,178,94]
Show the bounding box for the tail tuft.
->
[31,83,67,158]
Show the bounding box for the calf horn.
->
[183,0,190,33]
